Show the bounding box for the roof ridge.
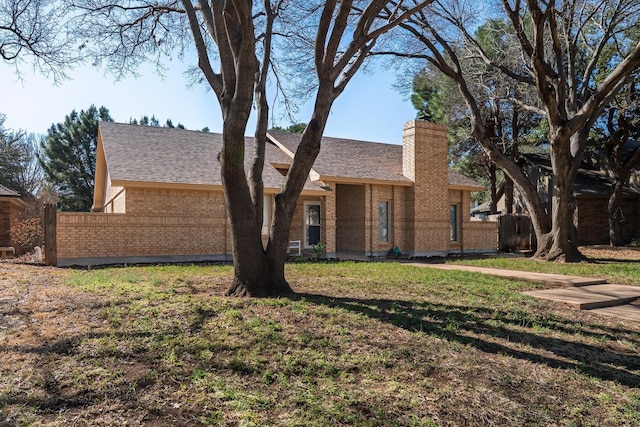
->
[100,121,220,137]
[268,129,400,147]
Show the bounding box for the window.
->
[379,201,389,242]
[262,195,272,235]
[450,204,458,242]
[304,202,321,247]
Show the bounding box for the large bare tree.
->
[1,0,77,80]
[74,0,433,295]
[386,0,640,261]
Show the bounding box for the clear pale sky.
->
[0,57,417,145]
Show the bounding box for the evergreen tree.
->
[271,123,306,133]
[130,115,186,129]
[0,115,25,191]
[40,105,112,211]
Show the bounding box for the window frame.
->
[450,203,460,243]
[378,200,390,243]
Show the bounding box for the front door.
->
[305,202,321,248]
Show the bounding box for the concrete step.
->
[422,264,608,288]
[523,284,640,310]
[588,302,640,322]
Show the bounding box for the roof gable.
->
[98,122,319,192]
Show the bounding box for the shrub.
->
[10,217,43,253]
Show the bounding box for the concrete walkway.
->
[413,263,607,287]
[410,263,640,322]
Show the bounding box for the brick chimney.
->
[402,120,449,255]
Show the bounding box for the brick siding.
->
[576,197,638,245]
[57,187,230,265]
[336,184,366,251]
[405,121,454,255]
[0,201,25,249]
[463,221,499,251]
[0,201,12,247]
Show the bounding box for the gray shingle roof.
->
[268,130,484,189]
[99,122,322,192]
[448,169,485,190]
[99,122,484,192]
[267,130,412,184]
[0,184,20,197]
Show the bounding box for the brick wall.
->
[463,220,498,251]
[0,201,12,247]
[576,197,638,245]
[333,183,410,256]
[0,201,25,249]
[323,182,336,255]
[336,184,366,252]
[392,186,409,253]
[403,120,450,255]
[125,187,226,217]
[57,187,230,265]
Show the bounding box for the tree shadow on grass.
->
[292,292,640,388]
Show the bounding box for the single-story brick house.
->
[54,119,496,266]
[0,184,28,253]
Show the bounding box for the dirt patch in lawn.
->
[580,245,640,261]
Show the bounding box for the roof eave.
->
[317,175,414,187]
[111,180,224,191]
[111,179,329,195]
[448,184,486,191]
[0,196,29,208]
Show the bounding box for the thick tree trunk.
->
[532,134,585,261]
[266,102,332,285]
[504,175,514,214]
[221,122,293,297]
[489,163,498,214]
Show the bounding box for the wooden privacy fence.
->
[44,203,57,265]
[498,214,535,252]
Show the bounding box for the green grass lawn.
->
[1,261,639,426]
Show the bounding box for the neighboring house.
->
[485,153,640,246]
[0,184,28,251]
[53,119,497,266]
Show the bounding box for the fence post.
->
[44,203,57,266]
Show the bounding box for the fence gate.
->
[498,214,535,252]
[44,203,57,265]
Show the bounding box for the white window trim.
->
[262,194,272,235]
[303,201,321,249]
